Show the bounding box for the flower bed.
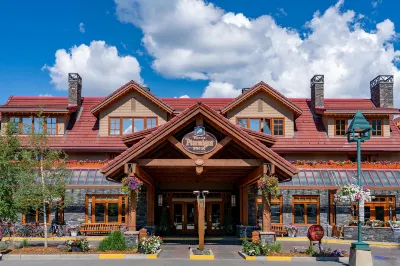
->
[2,247,139,254]
[138,236,163,254]
[291,160,400,169]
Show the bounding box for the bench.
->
[271,224,286,237]
[80,223,122,236]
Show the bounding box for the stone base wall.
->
[343,226,395,242]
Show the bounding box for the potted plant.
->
[68,225,80,237]
[284,224,298,237]
[121,176,143,195]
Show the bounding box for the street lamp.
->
[345,110,373,260]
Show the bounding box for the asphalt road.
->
[1,259,399,266]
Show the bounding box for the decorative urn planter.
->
[288,230,296,237]
[70,230,78,237]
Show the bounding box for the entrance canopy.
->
[101,102,298,186]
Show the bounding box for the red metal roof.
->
[1,91,400,152]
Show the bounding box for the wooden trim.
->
[243,186,249,225]
[22,205,51,224]
[202,136,232,159]
[136,159,262,168]
[9,116,58,135]
[85,194,128,224]
[126,163,155,185]
[334,118,347,136]
[292,195,320,225]
[239,164,264,187]
[352,195,396,222]
[167,136,197,159]
[108,116,159,136]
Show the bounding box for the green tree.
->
[0,123,27,222]
[12,113,68,248]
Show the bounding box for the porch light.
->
[231,195,236,207]
[158,195,163,207]
[345,110,372,255]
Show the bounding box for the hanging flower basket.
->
[334,184,372,203]
[257,175,279,204]
[122,176,143,194]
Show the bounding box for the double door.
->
[172,202,223,235]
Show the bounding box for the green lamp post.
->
[345,110,372,252]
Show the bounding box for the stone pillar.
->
[128,191,137,231]
[335,203,352,226]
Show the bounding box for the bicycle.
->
[50,223,66,237]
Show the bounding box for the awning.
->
[282,169,400,187]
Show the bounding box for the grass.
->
[22,239,29,248]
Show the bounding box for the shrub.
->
[0,242,8,251]
[65,238,89,252]
[242,240,262,256]
[22,239,29,248]
[261,242,282,255]
[138,236,163,254]
[98,231,127,251]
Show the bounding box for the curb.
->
[189,248,214,260]
[238,251,349,262]
[2,249,162,260]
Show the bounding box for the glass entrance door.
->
[172,202,197,234]
[206,202,223,234]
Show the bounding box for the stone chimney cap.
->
[68,73,82,83]
[310,75,324,87]
[370,75,393,89]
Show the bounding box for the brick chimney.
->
[310,75,324,113]
[68,73,82,109]
[370,75,394,108]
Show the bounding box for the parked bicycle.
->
[15,223,44,237]
[50,222,66,237]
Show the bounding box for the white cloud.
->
[79,22,85,33]
[179,95,190,98]
[115,0,400,105]
[371,0,382,8]
[43,41,143,96]
[276,8,287,17]
[39,93,52,97]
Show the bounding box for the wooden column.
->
[239,187,243,225]
[128,190,137,231]
[146,185,155,226]
[197,198,205,250]
[243,186,248,226]
[262,163,275,232]
[262,192,272,232]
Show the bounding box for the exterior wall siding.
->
[226,92,295,136]
[98,91,168,136]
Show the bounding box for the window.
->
[370,119,383,136]
[335,119,346,136]
[9,117,57,135]
[46,118,57,134]
[85,195,128,224]
[146,118,157,129]
[352,196,396,222]
[109,117,158,135]
[237,118,284,136]
[256,196,282,226]
[109,118,121,135]
[292,196,320,225]
[22,205,51,224]
[273,119,284,135]
[348,154,378,163]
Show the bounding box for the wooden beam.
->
[238,165,264,187]
[243,186,248,226]
[167,136,197,159]
[203,136,232,159]
[137,159,262,168]
[125,163,155,186]
[196,166,203,175]
[196,115,203,126]
[147,185,155,226]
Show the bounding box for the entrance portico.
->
[101,102,298,234]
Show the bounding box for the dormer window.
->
[109,117,158,135]
[334,119,346,136]
[370,119,382,136]
[10,116,57,135]
[237,118,284,136]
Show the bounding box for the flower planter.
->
[288,231,296,238]
[70,230,78,237]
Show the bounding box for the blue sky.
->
[0,0,400,105]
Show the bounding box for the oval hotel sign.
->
[182,127,217,154]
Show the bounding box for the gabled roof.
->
[161,98,233,112]
[101,102,298,179]
[221,81,303,116]
[91,81,174,116]
[315,99,400,115]
[0,96,71,113]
